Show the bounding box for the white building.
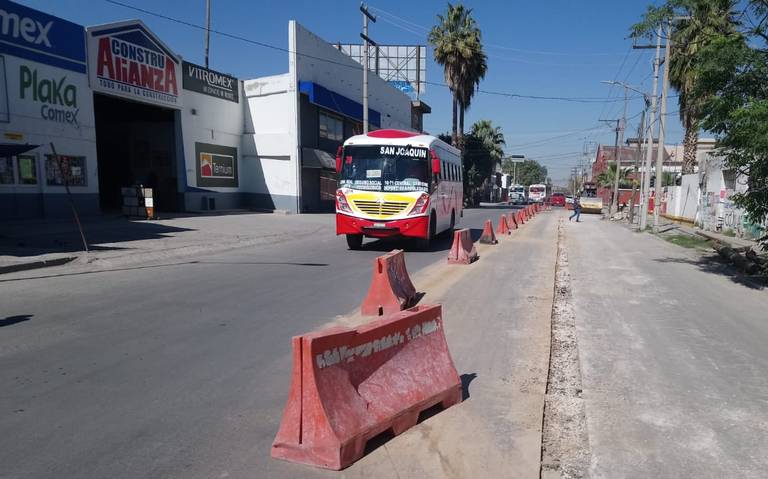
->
[243,21,415,213]
[1,1,423,219]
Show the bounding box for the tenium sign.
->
[195,142,238,188]
[182,61,238,103]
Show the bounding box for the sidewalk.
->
[631,215,764,252]
[0,212,330,275]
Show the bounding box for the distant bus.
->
[335,129,463,250]
[528,184,547,203]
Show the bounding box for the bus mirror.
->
[430,149,441,175]
[335,146,343,173]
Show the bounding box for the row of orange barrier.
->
[272,205,545,470]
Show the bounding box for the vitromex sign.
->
[182,61,238,103]
[87,20,181,108]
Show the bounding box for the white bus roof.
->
[343,129,460,156]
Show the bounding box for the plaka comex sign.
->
[86,20,181,108]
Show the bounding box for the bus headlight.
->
[336,190,352,213]
[408,193,430,216]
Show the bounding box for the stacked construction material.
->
[121,186,155,219]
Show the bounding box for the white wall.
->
[180,82,245,191]
[292,21,412,131]
[0,54,97,197]
[664,174,699,221]
[242,73,300,211]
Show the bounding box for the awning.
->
[302,147,336,169]
[298,81,381,127]
[0,143,40,157]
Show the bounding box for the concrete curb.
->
[0,256,77,275]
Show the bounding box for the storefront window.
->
[0,156,13,184]
[319,111,343,142]
[45,155,87,186]
[18,155,37,185]
[0,56,9,123]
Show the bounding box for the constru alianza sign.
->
[87,20,182,109]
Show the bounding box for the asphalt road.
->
[0,206,536,479]
[566,214,768,478]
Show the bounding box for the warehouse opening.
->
[93,94,179,212]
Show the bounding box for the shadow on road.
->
[0,260,329,283]
[0,315,32,327]
[654,254,767,290]
[461,372,477,400]
[2,219,196,257]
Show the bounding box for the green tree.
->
[632,0,740,174]
[457,36,487,144]
[457,120,505,204]
[514,160,548,186]
[692,2,767,245]
[469,119,505,166]
[596,162,634,189]
[429,3,485,148]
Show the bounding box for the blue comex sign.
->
[0,0,86,73]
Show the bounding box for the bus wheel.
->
[346,234,363,250]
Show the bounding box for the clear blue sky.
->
[20,0,683,184]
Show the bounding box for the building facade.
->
[0,1,423,219]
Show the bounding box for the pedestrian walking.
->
[569,196,582,222]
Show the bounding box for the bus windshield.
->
[339,145,430,193]
[530,186,544,193]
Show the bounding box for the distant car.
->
[550,193,566,207]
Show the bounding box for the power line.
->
[369,5,628,57]
[102,0,644,105]
[505,125,607,149]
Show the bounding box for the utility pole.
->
[637,26,662,231]
[360,3,376,134]
[612,87,629,216]
[653,20,672,233]
[204,0,211,68]
[628,108,646,225]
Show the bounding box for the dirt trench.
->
[540,219,591,478]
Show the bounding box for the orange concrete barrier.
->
[360,250,416,317]
[497,214,511,236]
[507,212,518,230]
[271,304,462,470]
[517,210,525,225]
[479,219,498,244]
[448,228,478,264]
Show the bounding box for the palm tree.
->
[670,0,739,174]
[470,119,505,166]
[596,162,633,189]
[458,40,487,146]
[633,0,740,174]
[429,3,485,147]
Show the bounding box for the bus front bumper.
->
[336,213,429,239]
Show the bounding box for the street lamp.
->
[600,80,648,217]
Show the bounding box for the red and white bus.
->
[528,183,547,203]
[335,129,463,250]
